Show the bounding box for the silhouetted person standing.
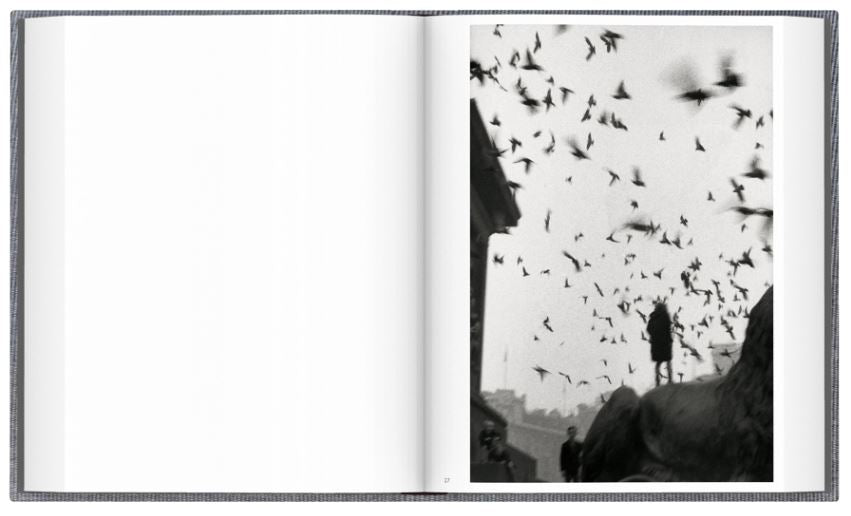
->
[560,426,583,482]
[648,302,673,386]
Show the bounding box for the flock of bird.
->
[472,25,774,409]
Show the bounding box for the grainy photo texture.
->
[470,24,773,483]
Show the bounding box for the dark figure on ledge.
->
[647,301,673,386]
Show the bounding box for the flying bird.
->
[730,178,746,203]
[743,156,770,180]
[562,250,582,272]
[542,89,555,111]
[715,55,743,89]
[521,49,543,71]
[600,29,624,52]
[584,37,597,60]
[730,104,752,128]
[568,138,590,160]
[631,167,646,187]
[508,136,523,153]
[514,157,535,174]
[607,169,621,186]
[612,81,631,100]
[532,365,550,382]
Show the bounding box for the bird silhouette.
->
[730,178,746,203]
[600,29,624,52]
[508,136,523,153]
[521,49,543,71]
[612,81,631,100]
[730,104,752,128]
[743,156,770,180]
[607,169,621,186]
[715,55,743,89]
[532,365,550,382]
[542,89,555,111]
[631,167,646,187]
[584,37,597,60]
[562,250,582,272]
[568,137,590,160]
[514,157,535,174]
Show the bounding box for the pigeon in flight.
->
[532,365,550,382]
[612,81,631,100]
[584,37,597,60]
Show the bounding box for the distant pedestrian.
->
[648,301,673,386]
[478,420,501,461]
[488,436,516,482]
[560,426,583,482]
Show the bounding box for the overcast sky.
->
[472,24,773,415]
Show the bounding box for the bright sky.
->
[472,24,773,415]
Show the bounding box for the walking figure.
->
[560,426,583,482]
[647,301,673,386]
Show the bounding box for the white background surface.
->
[2,0,849,514]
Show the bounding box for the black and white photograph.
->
[470,24,774,483]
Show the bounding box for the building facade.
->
[469,100,530,482]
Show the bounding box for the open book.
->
[13,12,836,498]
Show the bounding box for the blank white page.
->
[24,15,424,492]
